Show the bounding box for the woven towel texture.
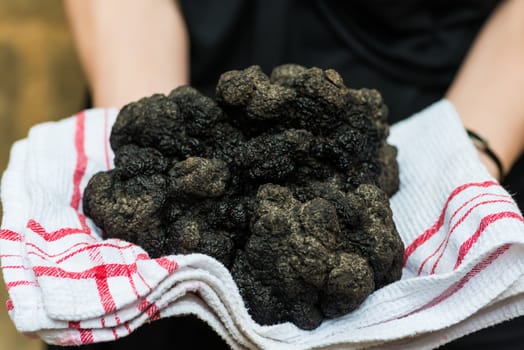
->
[1,100,524,349]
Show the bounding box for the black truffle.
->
[83,64,403,330]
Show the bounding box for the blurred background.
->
[0,1,87,349]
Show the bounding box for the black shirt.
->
[53,1,524,349]
[179,0,497,122]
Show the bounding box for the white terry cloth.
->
[1,99,524,349]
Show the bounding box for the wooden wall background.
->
[0,1,87,349]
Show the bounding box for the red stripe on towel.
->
[416,198,513,275]
[71,111,87,211]
[0,229,22,241]
[429,200,513,274]
[155,257,178,273]
[33,263,137,280]
[6,280,38,289]
[138,299,161,321]
[361,244,511,328]
[68,322,94,344]
[24,241,134,263]
[403,181,498,267]
[26,219,90,242]
[455,212,523,268]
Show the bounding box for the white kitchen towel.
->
[1,99,524,349]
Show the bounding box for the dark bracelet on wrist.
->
[466,129,505,181]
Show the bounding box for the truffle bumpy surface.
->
[83,64,404,330]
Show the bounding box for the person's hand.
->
[446,0,524,181]
[64,0,189,108]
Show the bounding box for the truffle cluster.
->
[83,64,404,330]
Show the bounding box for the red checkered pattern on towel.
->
[0,110,178,345]
[1,100,524,349]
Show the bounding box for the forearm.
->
[446,0,524,178]
[64,0,189,108]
